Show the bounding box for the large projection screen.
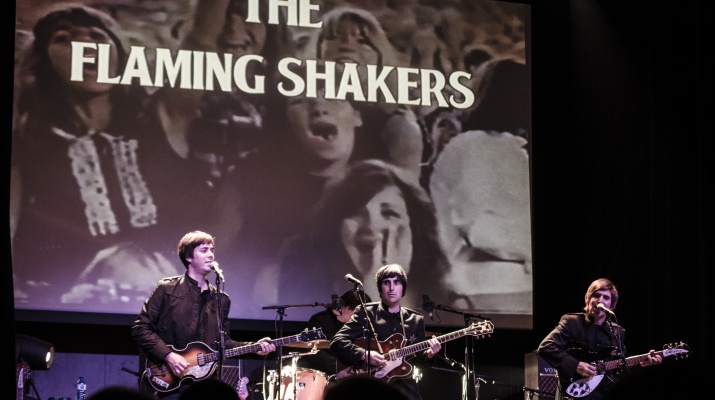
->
[12,0,532,329]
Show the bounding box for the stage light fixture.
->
[16,334,55,370]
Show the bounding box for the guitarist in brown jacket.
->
[132,231,276,398]
[331,264,441,400]
[537,278,662,400]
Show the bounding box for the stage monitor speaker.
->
[524,351,558,400]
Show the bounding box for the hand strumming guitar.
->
[164,352,190,376]
[363,351,388,367]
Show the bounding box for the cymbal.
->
[283,340,332,350]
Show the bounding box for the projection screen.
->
[11,0,532,329]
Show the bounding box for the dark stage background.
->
[5,0,710,398]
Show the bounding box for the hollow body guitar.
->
[144,328,325,393]
[336,321,494,383]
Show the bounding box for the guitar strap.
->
[399,307,407,341]
[363,305,383,353]
[364,304,407,352]
[606,322,621,347]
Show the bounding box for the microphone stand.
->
[354,284,374,377]
[606,312,628,374]
[262,302,322,397]
[432,303,490,400]
[214,274,226,382]
[434,351,468,396]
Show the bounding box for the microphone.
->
[345,274,363,287]
[597,302,615,317]
[210,261,224,282]
[422,294,435,317]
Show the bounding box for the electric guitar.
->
[564,341,690,398]
[335,321,494,382]
[237,376,249,400]
[16,361,30,400]
[144,328,326,392]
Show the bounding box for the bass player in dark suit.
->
[537,278,662,400]
[132,230,276,399]
[330,264,441,400]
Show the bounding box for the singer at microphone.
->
[331,264,442,388]
[132,230,279,374]
[537,277,663,400]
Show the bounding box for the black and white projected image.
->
[11,0,532,328]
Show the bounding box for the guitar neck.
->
[207,333,307,362]
[600,350,664,372]
[394,327,470,359]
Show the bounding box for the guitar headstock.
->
[663,341,690,359]
[466,321,494,338]
[237,377,249,400]
[16,361,31,398]
[299,328,327,342]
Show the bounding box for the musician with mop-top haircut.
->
[330,264,441,400]
[132,230,276,399]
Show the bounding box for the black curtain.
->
[531,0,710,389]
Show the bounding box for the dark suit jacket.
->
[537,312,626,400]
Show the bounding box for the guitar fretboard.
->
[600,349,667,372]
[392,321,493,360]
[198,329,325,365]
[204,332,320,363]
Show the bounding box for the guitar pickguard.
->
[565,374,604,398]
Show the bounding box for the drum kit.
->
[266,340,332,400]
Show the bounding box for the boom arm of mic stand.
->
[434,304,491,321]
[261,303,320,310]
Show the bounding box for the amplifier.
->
[524,351,558,400]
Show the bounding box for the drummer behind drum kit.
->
[266,339,332,400]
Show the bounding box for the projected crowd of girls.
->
[11,0,531,318]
